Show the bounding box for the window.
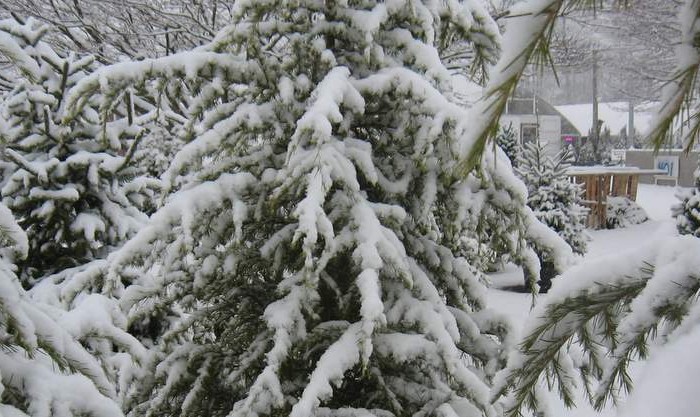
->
[521,123,538,145]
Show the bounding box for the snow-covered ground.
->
[487,183,686,417]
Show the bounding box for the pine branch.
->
[500,276,648,417]
[4,148,49,183]
[592,269,700,409]
[456,0,633,177]
[455,0,561,178]
[648,0,700,151]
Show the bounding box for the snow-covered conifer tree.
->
[517,141,587,255]
[516,140,586,291]
[0,202,135,417]
[674,161,700,236]
[496,123,520,167]
[61,1,539,416]
[0,18,158,282]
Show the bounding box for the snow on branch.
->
[0,207,126,417]
[63,51,258,121]
[647,0,700,150]
[109,172,255,293]
[456,0,561,176]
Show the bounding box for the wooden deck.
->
[567,167,666,229]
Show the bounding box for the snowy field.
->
[487,183,684,417]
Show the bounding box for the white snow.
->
[617,324,700,417]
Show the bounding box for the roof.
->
[506,97,561,115]
[505,96,582,136]
[555,102,654,136]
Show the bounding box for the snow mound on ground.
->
[606,196,648,229]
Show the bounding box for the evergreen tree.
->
[62,1,533,416]
[0,202,132,417]
[674,160,700,236]
[517,141,587,255]
[0,18,158,282]
[517,140,587,291]
[496,123,520,168]
[0,19,156,413]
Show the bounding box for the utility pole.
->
[591,4,600,162]
[592,49,599,161]
[627,100,635,148]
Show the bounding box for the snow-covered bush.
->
[0,18,159,282]
[606,196,649,229]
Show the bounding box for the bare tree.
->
[522,0,682,105]
[0,0,236,62]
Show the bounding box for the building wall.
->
[499,114,562,156]
[625,149,699,187]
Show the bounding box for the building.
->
[499,96,581,156]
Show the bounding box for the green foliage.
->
[515,140,586,292]
[674,161,700,236]
[647,1,700,151]
[0,202,128,417]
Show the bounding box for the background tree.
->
[516,140,587,291]
[0,201,142,417]
[0,18,158,282]
[496,123,520,167]
[0,1,237,63]
[524,0,682,106]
